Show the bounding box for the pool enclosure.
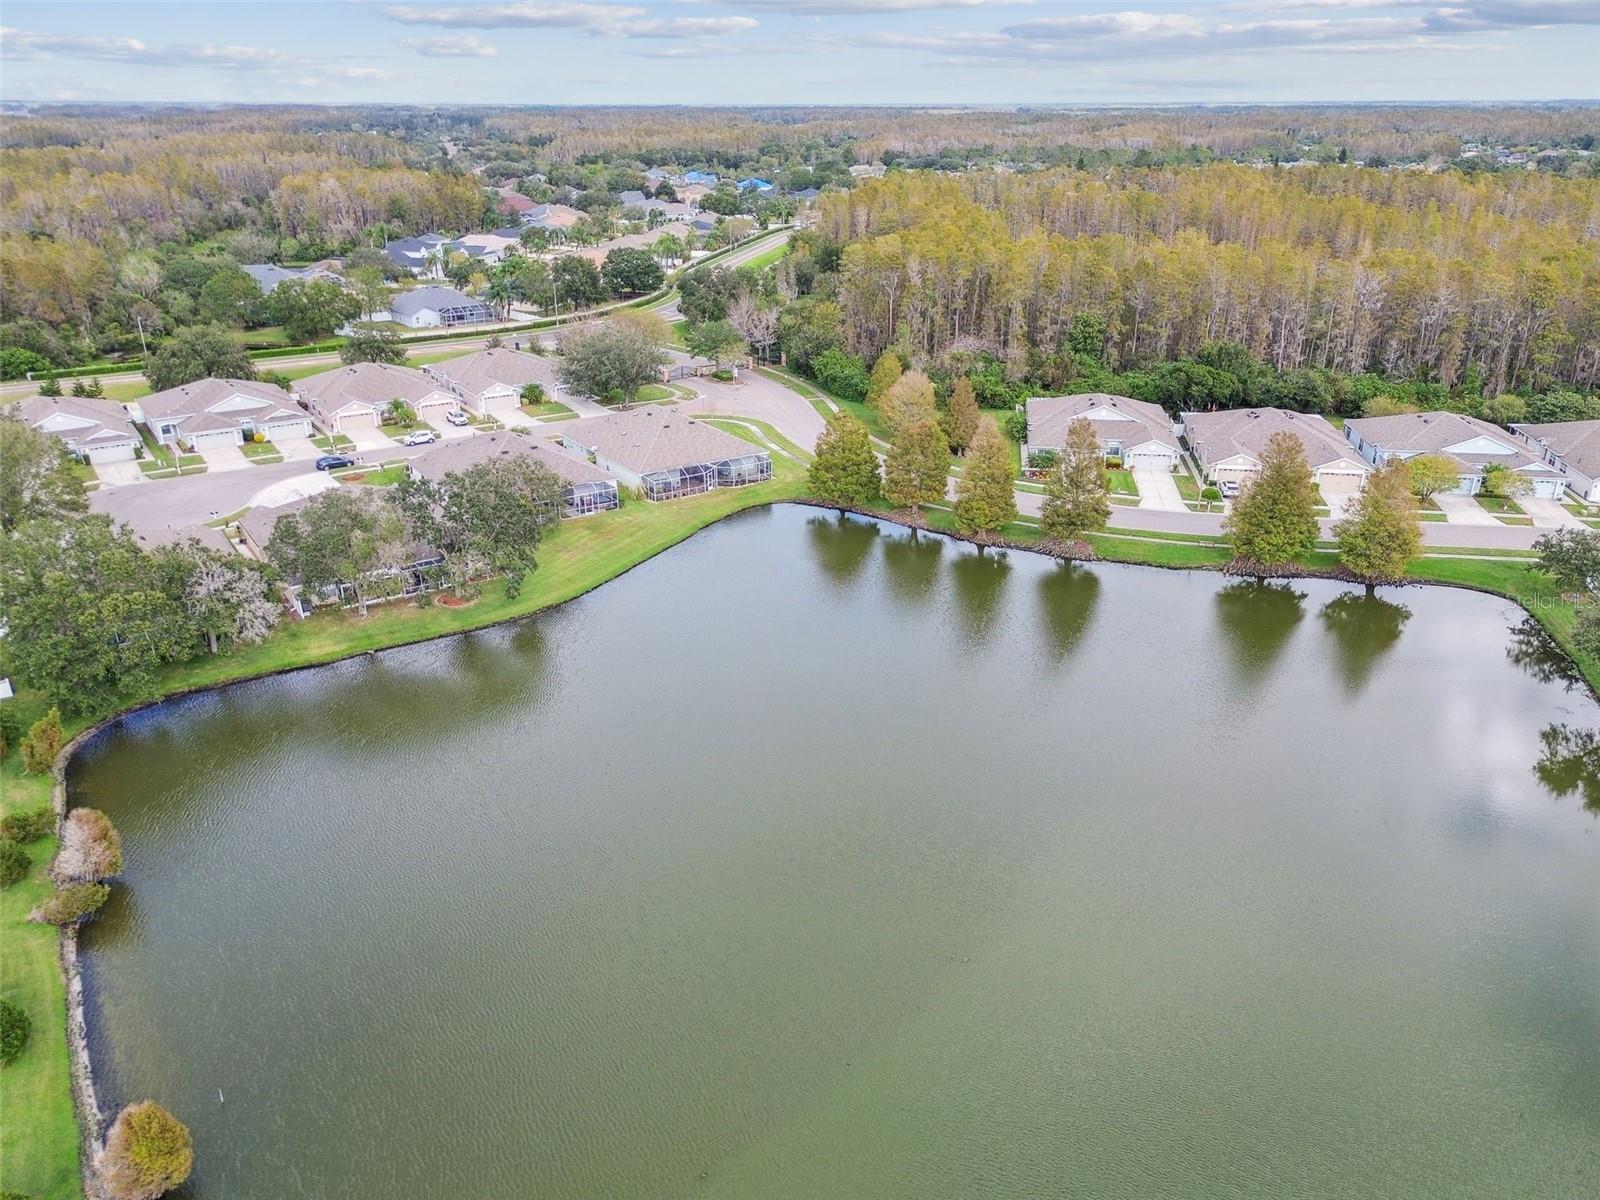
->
[639,451,772,502]
[564,480,621,517]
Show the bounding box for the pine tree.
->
[944,376,979,453]
[879,369,936,438]
[1335,458,1421,589]
[1040,417,1110,545]
[883,417,950,517]
[808,411,880,506]
[866,351,903,409]
[953,418,1018,537]
[1223,430,1320,569]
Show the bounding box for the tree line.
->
[813,166,1599,397]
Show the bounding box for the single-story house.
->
[522,203,585,234]
[1023,393,1183,471]
[558,408,772,502]
[131,522,236,556]
[570,223,694,267]
[295,362,460,434]
[241,263,343,294]
[383,286,493,330]
[138,377,314,450]
[455,232,520,263]
[240,492,442,612]
[1511,420,1600,503]
[1344,412,1565,497]
[682,171,718,186]
[494,189,536,220]
[383,233,455,276]
[408,430,620,517]
[737,177,774,193]
[688,214,720,235]
[17,394,141,463]
[1181,408,1369,489]
[791,187,821,203]
[677,182,713,205]
[422,348,552,418]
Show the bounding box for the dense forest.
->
[814,167,1600,396]
[1,103,1596,381]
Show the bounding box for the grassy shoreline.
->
[3,470,1593,1200]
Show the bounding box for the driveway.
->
[1520,496,1587,530]
[435,422,474,441]
[195,442,252,473]
[276,434,320,462]
[345,429,391,452]
[680,370,827,454]
[96,459,146,487]
[1320,476,1363,520]
[1433,493,1500,526]
[1133,468,1187,512]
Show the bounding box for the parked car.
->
[401,429,438,446]
[445,410,470,427]
[315,454,355,471]
[1220,480,1240,499]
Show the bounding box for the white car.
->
[445,410,470,427]
[401,429,438,446]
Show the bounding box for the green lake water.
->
[73,505,1600,1198]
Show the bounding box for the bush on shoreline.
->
[28,881,110,927]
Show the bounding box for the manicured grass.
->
[312,434,355,452]
[240,440,281,462]
[407,348,477,367]
[0,750,82,1200]
[338,465,409,487]
[1475,494,1525,515]
[101,379,150,403]
[1107,469,1137,496]
[698,417,812,462]
[381,421,431,441]
[636,384,674,403]
[521,400,575,420]
[738,242,790,273]
[665,320,689,348]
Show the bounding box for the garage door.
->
[1530,476,1565,498]
[188,429,241,448]
[337,411,380,432]
[264,418,313,440]
[85,442,137,464]
[1127,450,1175,469]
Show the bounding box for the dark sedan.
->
[314,454,356,471]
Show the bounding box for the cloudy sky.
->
[2,1,1597,105]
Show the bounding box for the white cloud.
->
[380,2,758,40]
[398,33,500,56]
[380,3,646,29]
[0,26,395,81]
[713,0,1030,11]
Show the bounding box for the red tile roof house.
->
[294,362,461,435]
[137,378,314,451]
[495,189,537,219]
[422,348,555,419]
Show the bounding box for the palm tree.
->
[485,271,515,320]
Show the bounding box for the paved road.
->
[680,371,828,452]
[0,229,792,403]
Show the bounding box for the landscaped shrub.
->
[0,805,55,844]
[1202,486,1222,502]
[19,707,63,775]
[99,1101,194,1200]
[1028,449,1059,470]
[0,839,29,888]
[28,881,110,927]
[0,998,29,1066]
[56,808,123,881]
[1002,409,1028,441]
[712,368,735,381]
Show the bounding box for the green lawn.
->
[1107,469,1137,496]
[240,440,282,463]
[1,751,82,1200]
[635,384,675,403]
[521,400,575,421]
[311,434,355,452]
[338,465,409,487]
[1475,494,1526,515]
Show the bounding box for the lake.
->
[73,505,1600,1199]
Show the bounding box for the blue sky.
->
[2,1,1597,105]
